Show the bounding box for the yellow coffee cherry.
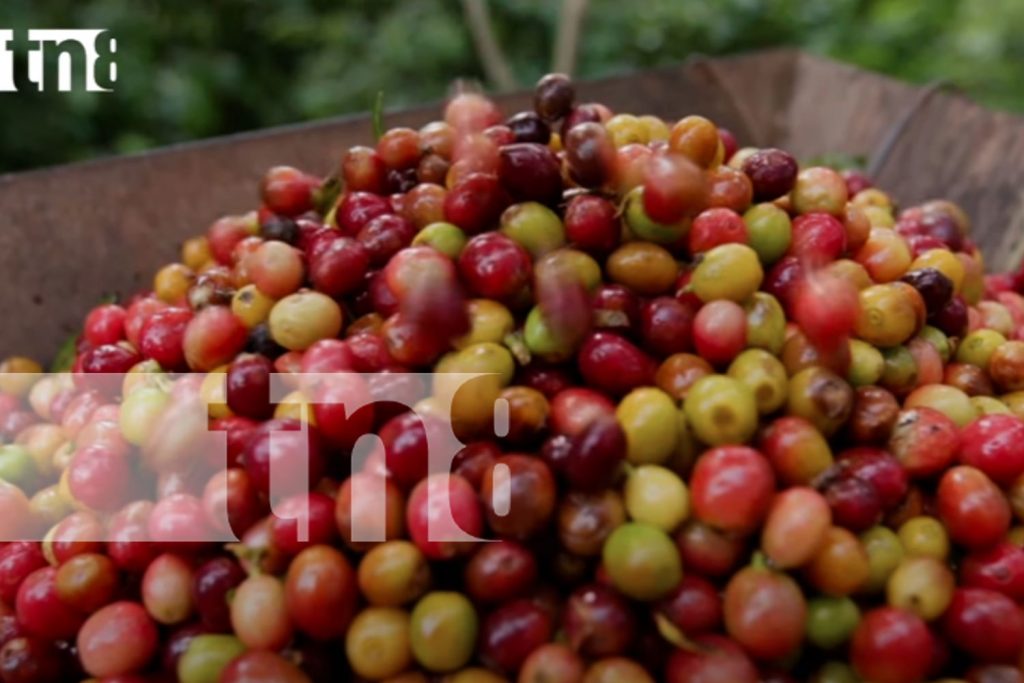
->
[232,284,276,328]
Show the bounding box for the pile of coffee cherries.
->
[2,71,1024,683]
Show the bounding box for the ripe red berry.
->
[443,173,508,234]
[225,354,274,420]
[742,148,798,201]
[959,414,1024,485]
[961,542,1024,601]
[77,601,159,678]
[936,466,1011,550]
[406,473,482,560]
[641,297,696,356]
[309,235,370,297]
[357,213,417,266]
[693,300,747,366]
[260,166,317,216]
[564,194,619,253]
[943,588,1024,663]
[341,147,388,194]
[851,608,933,683]
[642,153,707,224]
[763,255,806,313]
[15,567,85,641]
[479,599,553,673]
[549,387,616,437]
[792,271,858,350]
[560,416,626,492]
[723,566,806,660]
[499,143,563,205]
[562,583,636,658]
[138,307,192,371]
[577,332,657,397]
[823,476,882,531]
[888,407,960,478]
[270,491,337,555]
[689,207,748,254]
[336,191,391,235]
[0,543,46,606]
[84,304,127,347]
[666,634,758,683]
[67,445,133,512]
[459,232,532,301]
[182,306,248,372]
[789,213,847,266]
[690,446,775,534]
[835,447,908,510]
[242,419,326,499]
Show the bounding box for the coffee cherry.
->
[409,592,478,673]
[560,585,635,661]
[692,244,763,303]
[669,115,719,168]
[534,73,574,121]
[943,588,1024,663]
[578,332,656,396]
[51,552,116,615]
[558,490,626,557]
[641,154,707,224]
[888,407,959,478]
[221,651,311,683]
[78,601,159,678]
[690,446,774,534]
[898,515,950,561]
[806,526,870,596]
[693,300,747,366]
[937,466,1011,549]
[284,545,357,640]
[665,634,758,683]
[178,633,246,683]
[499,143,562,205]
[565,122,615,188]
[141,554,194,625]
[479,599,553,673]
[742,148,798,201]
[602,522,682,601]
[960,414,1024,485]
[407,473,482,559]
[850,608,932,683]
[481,454,556,540]
[792,167,849,217]
[0,636,71,683]
[459,232,532,301]
[806,596,861,649]
[624,465,689,532]
[886,556,954,621]
[793,271,859,350]
[961,542,1024,601]
[520,644,585,683]
[762,487,831,568]
[565,194,620,253]
[728,348,788,414]
[684,375,758,446]
[724,565,806,660]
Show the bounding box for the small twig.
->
[552,0,589,76]
[460,0,518,91]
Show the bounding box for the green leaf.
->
[372,90,385,141]
[312,175,342,215]
[49,332,78,373]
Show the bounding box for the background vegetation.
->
[2,0,1022,172]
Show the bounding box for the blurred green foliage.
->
[2,0,1022,171]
